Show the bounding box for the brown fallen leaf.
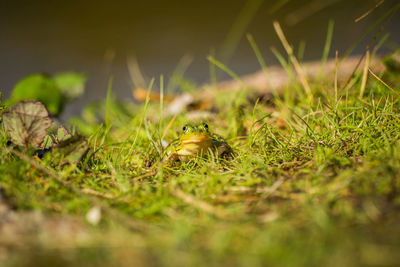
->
[2,101,53,149]
[133,87,175,103]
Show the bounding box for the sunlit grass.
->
[1,47,400,266]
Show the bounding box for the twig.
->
[273,21,313,101]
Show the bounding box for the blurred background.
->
[1,0,399,116]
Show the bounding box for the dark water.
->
[1,0,399,116]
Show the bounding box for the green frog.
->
[162,122,232,162]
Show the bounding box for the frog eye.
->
[202,123,209,130]
[182,125,192,133]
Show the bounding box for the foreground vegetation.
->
[1,49,400,266]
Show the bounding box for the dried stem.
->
[273,21,313,101]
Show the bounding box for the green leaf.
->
[41,135,54,150]
[1,101,53,148]
[8,74,65,116]
[56,126,72,143]
[42,126,73,150]
[54,72,86,100]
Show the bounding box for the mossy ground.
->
[1,56,400,267]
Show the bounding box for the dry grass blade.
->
[334,50,339,103]
[161,114,178,140]
[127,55,147,89]
[368,68,399,96]
[273,21,313,101]
[229,178,284,194]
[355,0,385,23]
[173,189,229,219]
[340,3,400,92]
[267,178,283,189]
[214,55,384,96]
[131,170,158,182]
[360,50,370,98]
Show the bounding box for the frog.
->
[162,122,232,162]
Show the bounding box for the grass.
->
[1,41,400,267]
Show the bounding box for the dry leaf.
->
[2,101,53,148]
[133,87,174,103]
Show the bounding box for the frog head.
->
[163,122,231,162]
[179,123,211,143]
